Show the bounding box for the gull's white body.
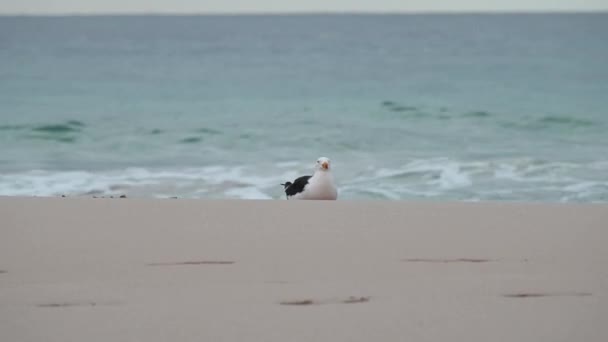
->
[290,170,337,200]
[283,157,338,200]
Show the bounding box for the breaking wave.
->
[1,158,606,202]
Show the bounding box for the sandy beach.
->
[1,198,607,342]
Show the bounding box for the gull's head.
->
[315,157,331,171]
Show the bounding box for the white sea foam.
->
[0,167,281,199]
[0,157,606,202]
[224,187,273,200]
[435,164,472,189]
[340,157,608,202]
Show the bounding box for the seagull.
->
[281,157,338,200]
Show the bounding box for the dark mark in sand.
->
[403,258,492,263]
[38,302,97,308]
[280,296,371,306]
[0,270,7,274]
[147,261,235,266]
[342,296,370,304]
[37,300,121,308]
[280,299,315,306]
[503,292,591,298]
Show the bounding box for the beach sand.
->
[1,198,607,341]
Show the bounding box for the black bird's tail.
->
[281,182,293,200]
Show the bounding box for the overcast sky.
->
[1,0,607,14]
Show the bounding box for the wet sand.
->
[1,198,607,341]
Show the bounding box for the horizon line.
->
[1,9,607,17]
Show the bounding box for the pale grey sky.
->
[1,0,607,14]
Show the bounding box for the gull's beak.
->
[321,162,329,170]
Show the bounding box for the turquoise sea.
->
[1,14,607,201]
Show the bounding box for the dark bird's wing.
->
[283,175,312,197]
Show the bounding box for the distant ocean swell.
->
[1,158,606,202]
[0,106,603,139]
[1,14,607,202]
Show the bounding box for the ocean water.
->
[1,14,607,201]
